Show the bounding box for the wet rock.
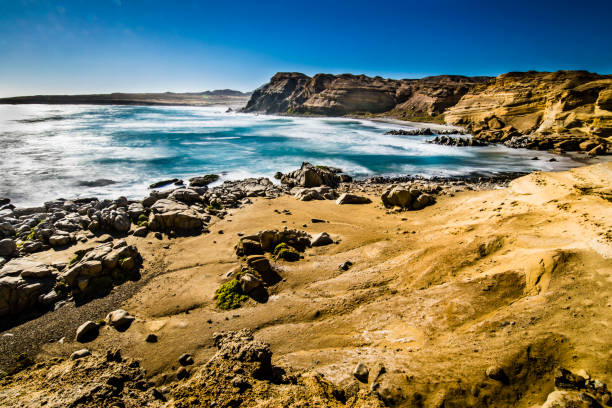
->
[76,320,99,342]
[149,178,180,189]
[189,174,219,187]
[311,232,333,247]
[336,193,371,205]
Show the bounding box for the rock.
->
[555,368,587,390]
[176,366,189,380]
[95,234,113,243]
[0,238,16,257]
[127,202,146,220]
[189,174,219,187]
[246,255,272,275]
[0,258,56,279]
[149,178,180,189]
[76,320,99,342]
[339,260,353,271]
[541,391,588,408]
[336,193,371,205]
[412,193,436,210]
[239,273,263,294]
[235,238,263,257]
[580,140,598,151]
[148,209,202,232]
[168,188,201,204]
[133,226,148,237]
[113,212,131,233]
[588,144,606,156]
[486,366,509,384]
[281,162,341,188]
[70,348,91,360]
[178,353,194,366]
[48,234,71,247]
[105,309,135,330]
[273,172,283,180]
[311,232,333,247]
[353,362,369,383]
[382,186,415,208]
[145,333,158,343]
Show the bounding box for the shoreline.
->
[1,161,612,406]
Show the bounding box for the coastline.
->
[1,161,612,406]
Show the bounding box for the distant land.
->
[0,89,251,107]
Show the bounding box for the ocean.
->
[0,104,578,206]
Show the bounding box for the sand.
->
[2,162,612,407]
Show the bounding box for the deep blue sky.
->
[1,0,611,97]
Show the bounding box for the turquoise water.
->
[0,104,577,206]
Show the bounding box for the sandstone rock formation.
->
[445,70,612,143]
[243,72,489,118]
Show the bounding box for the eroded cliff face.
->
[242,72,489,118]
[244,71,612,146]
[445,70,612,142]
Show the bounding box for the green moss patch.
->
[215,279,248,310]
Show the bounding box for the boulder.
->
[189,174,219,187]
[168,188,201,204]
[106,309,135,330]
[281,162,340,188]
[148,210,202,232]
[0,274,56,317]
[336,193,371,205]
[113,212,131,233]
[412,193,436,210]
[311,232,333,247]
[133,226,148,237]
[0,238,16,257]
[353,362,369,383]
[381,186,415,208]
[239,273,263,294]
[75,320,99,342]
[235,239,263,257]
[48,234,71,247]
[0,258,56,279]
[150,199,189,213]
[127,202,146,220]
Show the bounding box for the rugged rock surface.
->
[243,72,490,118]
[381,183,440,210]
[445,70,612,144]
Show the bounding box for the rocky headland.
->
[0,90,251,107]
[243,70,612,156]
[1,161,612,407]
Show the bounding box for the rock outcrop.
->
[445,70,612,144]
[243,72,490,118]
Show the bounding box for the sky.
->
[0,0,611,97]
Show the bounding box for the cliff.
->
[445,70,612,143]
[242,72,490,119]
[244,71,612,147]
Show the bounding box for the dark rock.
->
[149,178,180,189]
[353,362,369,383]
[178,353,194,366]
[76,320,99,342]
[145,333,158,343]
[189,174,219,187]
